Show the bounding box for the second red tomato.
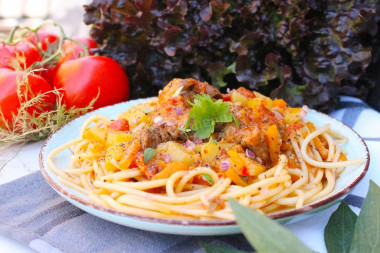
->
[54,56,129,110]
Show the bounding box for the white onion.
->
[185,140,196,151]
[175,108,184,115]
[245,149,256,159]
[300,105,309,118]
[164,154,170,163]
[153,116,165,126]
[220,160,230,171]
[273,109,284,120]
[193,137,202,144]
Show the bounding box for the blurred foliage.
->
[84,0,380,112]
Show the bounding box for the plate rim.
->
[39,98,370,227]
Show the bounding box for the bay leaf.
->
[350,180,380,253]
[324,201,357,253]
[229,199,312,253]
[200,242,249,253]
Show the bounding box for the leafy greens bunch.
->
[202,181,380,253]
[84,0,380,112]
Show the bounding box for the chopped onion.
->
[220,160,230,171]
[132,119,138,124]
[273,109,284,120]
[175,108,184,115]
[245,149,256,159]
[256,157,264,165]
[193,137,202,144]
[164,154,170,163]
[300,105,309,118]
[153,116,165,126]
[166,120,175,126]
[185,140,196,151]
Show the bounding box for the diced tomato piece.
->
[235,87,255,98]
[109,119,129,131]
[222,93,231,101]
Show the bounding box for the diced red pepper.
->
[109,119,130,131]
[242,166,249,176]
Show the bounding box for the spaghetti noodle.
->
[47,78,364,220]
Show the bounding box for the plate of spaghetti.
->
[40,78,369,235]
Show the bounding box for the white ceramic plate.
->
[39,98,369,235]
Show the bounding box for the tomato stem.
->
[6,20,91,72]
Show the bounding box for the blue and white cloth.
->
[0,96,379,253]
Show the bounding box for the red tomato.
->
[58,37,97,65]
[26,31,60,51]
[0,44,15,69]
[0,69,54,126]
[109,119,130,131]
[38,64,58,87]
[54,56,129,110]
[0,41,42,69]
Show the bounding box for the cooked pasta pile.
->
[48,78,364,220]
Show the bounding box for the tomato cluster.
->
[0,30,129,127]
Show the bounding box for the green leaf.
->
[233,115,240,127]
[229,199,312,253]
[350,180,380,253]
[208,136,217,145]
[193,120,214,139]
[214,99,233,123]
[200,242,248,253]
[188,93,234,139]
[200,174,214,185]
[324,201,357,253]
[144,148,156,163]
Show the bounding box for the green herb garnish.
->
[178,127,191,140]
[187,94,235,139]
[208,136,217,145]
[144,148,157,163]
[200,174,214,185]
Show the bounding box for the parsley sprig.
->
[186,94,237,139]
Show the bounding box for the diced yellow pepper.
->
[283,107,302,124]
[266,124,280,164]
[105,144,126,171]
[152,162,189,180]
[105,131,133,148]
[200,142,220,162]
[119,140,141,170]
[227,149,265,176]
[247,98,263,110]
[231,91,248,106]
[225,168,247,187]
[83,126,106,144]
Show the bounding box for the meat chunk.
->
[158,78,222,107]
[133,123,174,149]
[218,103,285,166]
